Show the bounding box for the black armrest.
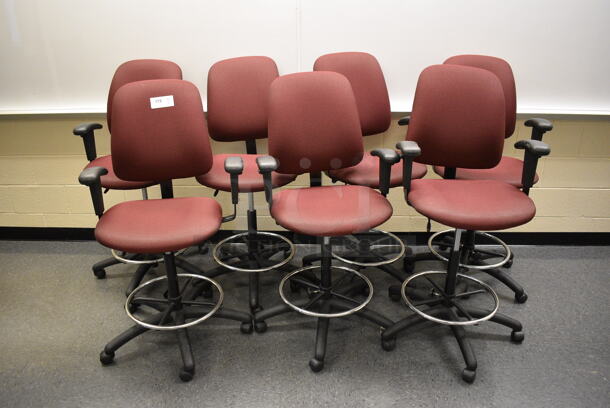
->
[73,122,103,161]
[78,166,108,218]
[514,139,551,194]
[396,141,421,157]
[256,155,278,208]
[524,118,553,141]
[397,115,411,126]
[73,122,103,136]
[224,156,244,206]
[371,148,400,196]
[396,141,421,195]
[514,139,551,156]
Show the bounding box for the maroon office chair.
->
[381,65,550,383]
[252,71,397,372]
[193,56,297,318]
[79,79,251,382]
[298,52,427,285]
[398,55,553,304]
[73,59,182,294]
[316,52,427,187]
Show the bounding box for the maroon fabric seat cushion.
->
[196,154,296,192]
[408,179,536,231]
[95,197,221,253]
[433,156,539,188]
[85,155,155,190]
[328,152,427,188]
[270,185,392,237]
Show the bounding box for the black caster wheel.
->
[93,268,106,279]
[309,358,324,372]
[99,350,115,366]
[403,258,415,274]
[514,292,528,304]
[179,368,194,382]
[388,286,401,302]
[254,321,268,333]
[462,368,476,383]
[511,330,524,343]
[240,321,253,334]
[381,336,396,351]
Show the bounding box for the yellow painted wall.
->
[0,113,608,232]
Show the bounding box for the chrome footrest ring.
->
[125,273,224,331]
[111,248,187,265]
[212,231,295,273]
[278,265,374,318]
[401,271,499,326]
[427,229,511,270]
[330,229,406,267]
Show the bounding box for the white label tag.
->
[150,95,174,109]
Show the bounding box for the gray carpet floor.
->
[0,240,608,408]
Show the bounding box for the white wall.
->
[1,0,609,114]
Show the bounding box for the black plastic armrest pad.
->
[396,141,421,157]
[514,139,551,157]
[224,156,244,175]
[73,122,103,136]
[371,148,400,164]
[397,115,411,126]
[524,118,553,132]
[256,155,278,173]
[78,166,108,186]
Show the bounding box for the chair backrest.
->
[207,56,279,142]
[444,55,516,138]
[314,52,391,136]
[268,71,364,175]
[407,65,505,169]
[110,79,213,182]
[107,59,182,131]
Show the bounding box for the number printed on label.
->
[150,95,174,109]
